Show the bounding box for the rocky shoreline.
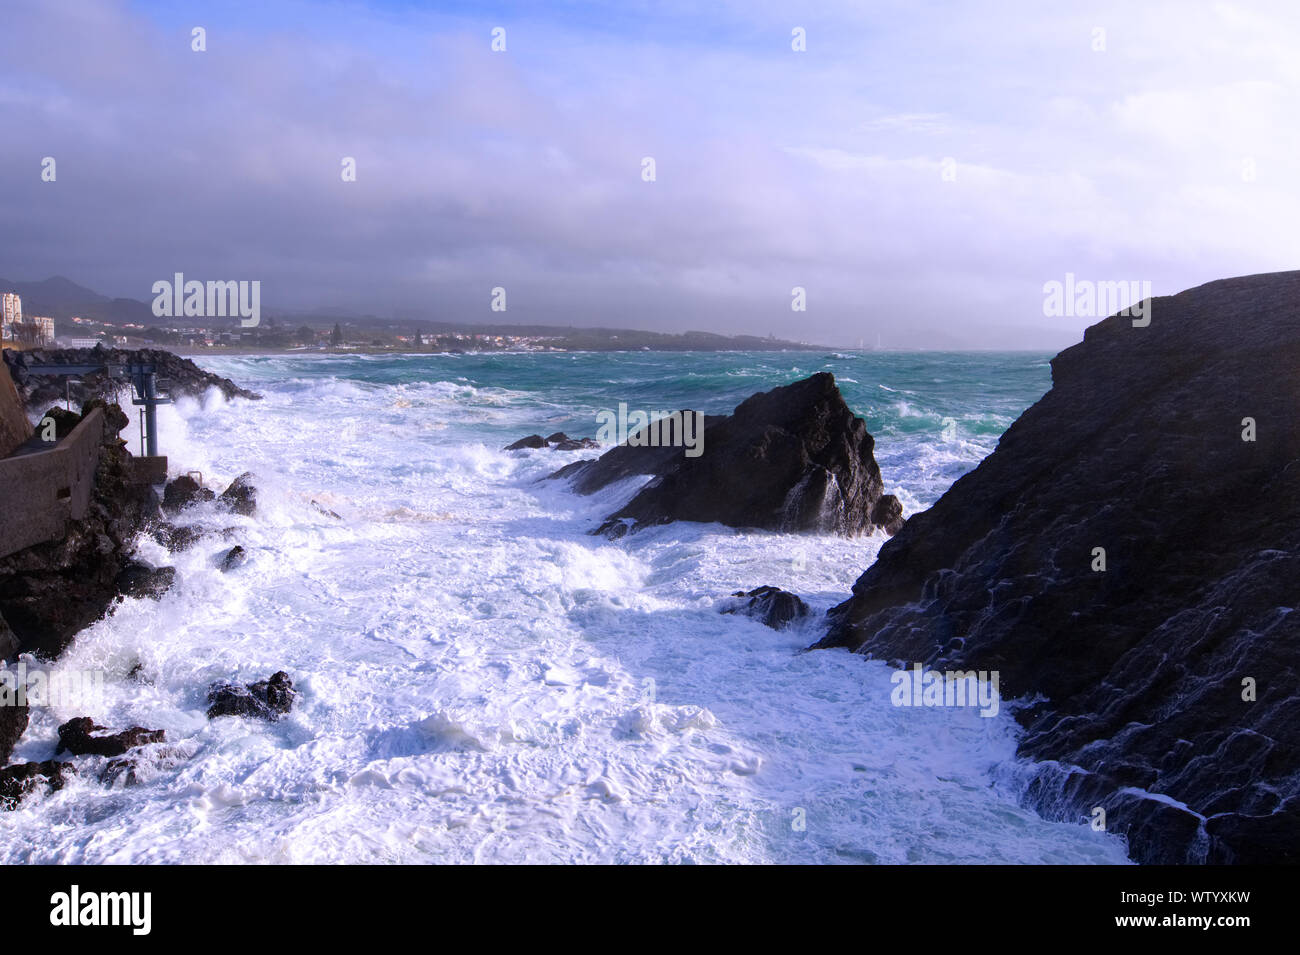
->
[816,271,1300,864]
[0,351,291,808]
[3,346,262,408]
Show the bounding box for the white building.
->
[1,291,20,341]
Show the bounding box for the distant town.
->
[0,278,824,355]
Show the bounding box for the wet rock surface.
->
[55,717,166,758]
[817,270,1300,865]
[218,472,257,516]
[206,671,296,721]
[162,475,215,512]
[114,560,176,600]
[723,586,810,630]
[0,760,74,809]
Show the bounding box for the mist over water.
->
[0,350,1130,864]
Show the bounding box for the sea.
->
[0,350,1132,864]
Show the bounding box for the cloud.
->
[0,0,1297,348]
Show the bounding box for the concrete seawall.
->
[0,408,103,559]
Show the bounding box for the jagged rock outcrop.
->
[55,717,166,757]
[3,346,261,409]
[552,373,901,537]
[816,271,1300,865]
[722,586,810,630]
[206,671,296,721]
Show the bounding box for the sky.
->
[1,0,1298,348]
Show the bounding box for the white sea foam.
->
[0,357,1129,864]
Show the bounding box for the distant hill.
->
[0,277,824,351]
[0,275,155,326]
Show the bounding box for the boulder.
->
[162,475,215,512]
[554,373,900,537]
[723,586,810,630]
[55,717,166,757]
[816,269,1300,865]
[114,561,176,600]
[206,671,296,721]
[218,472,257,516]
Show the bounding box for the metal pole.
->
[143,372,158,457]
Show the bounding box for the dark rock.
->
[162,475,215,512]
[505,434,547,450]
[218,472,257,516]
[723,586,810,630]
[506,432,601,452]
[311,500,342,519]
[553,437,600,451]
[206,671,296,721]
[556,374,897,537]
[869,494,905,536]
[0,612,19,662]
[0,682,28,765]
[0,760,74,809]
[151,522,204,553]
[816,270,1300,865]
[219,545,247,572]
[114,561,175,600]
[37,407,81,442]
[55,716,166,757]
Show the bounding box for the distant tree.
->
[330,323,343,346]
[296,324,315,344]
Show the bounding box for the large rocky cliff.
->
[817,270,1300,864]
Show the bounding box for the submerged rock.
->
[218,545,247,572]
[723,586,810,630]
[55,717,166,757]
[206,671,296,721]
[817,270,1300,865]
[554,373,900,537]
[0,760,74,809]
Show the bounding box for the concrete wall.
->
[0,408,103,559]
[0,357,32,458]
